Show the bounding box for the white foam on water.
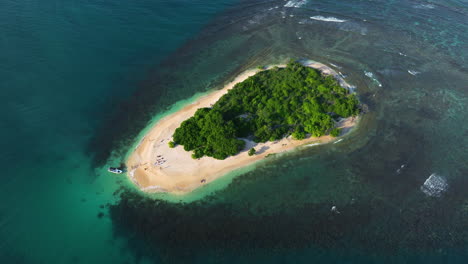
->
[414,3,435,9]
[310,16,347,23]
[364,71,383,87]
[333,139,343,144]
[347,85,357,93]
[408,70,421,76]
[364,71,374,78]
[128,169,135,180]
[398,52,407,56]
[420,173,448,197]
[284,0,308,8]
[329,63,341,69]
[305,142,321,147]
[142,185,167,192]
[295,31,303,40]
[396,164,406,174]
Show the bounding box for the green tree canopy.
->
[173,62,359,159]
[248,148,256,156]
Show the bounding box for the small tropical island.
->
[126,60,360,194]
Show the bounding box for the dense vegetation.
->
[248,148,256,156]
[330,128,341,137]
[173,61,359,159]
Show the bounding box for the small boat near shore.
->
[108,167,123,174]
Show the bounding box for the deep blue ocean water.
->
[1,0,467,263]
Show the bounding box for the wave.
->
[364,71,382,87]
[338,71,347,78]
[396,164,406,174]
[310,16,347,23]
[408,70,420,76]
[284,0,308,8]
[414,3,435,9]
[333,139,343,144]
[141,185,167,192]
[305,142,321,147]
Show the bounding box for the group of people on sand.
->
[154,155,167,166]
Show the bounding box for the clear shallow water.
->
[1,0,467,263]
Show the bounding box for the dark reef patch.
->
[109,179,468,263]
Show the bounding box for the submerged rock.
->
[420,173,448,197]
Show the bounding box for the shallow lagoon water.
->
[1,0,467,263]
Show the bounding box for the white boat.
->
[108,167,123,174]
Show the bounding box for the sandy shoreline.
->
[126,61,358,194]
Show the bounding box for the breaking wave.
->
[408,70,420,76]
[364,71,382,87]
[333,139,343,144]
[310,16,347,23]
[305,142,321,147]
[284,0,308,8]
[414,3,435,9]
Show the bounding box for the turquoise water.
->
[1,0,467,263]
[0,0,236,262]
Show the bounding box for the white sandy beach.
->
[126,61,358,194]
